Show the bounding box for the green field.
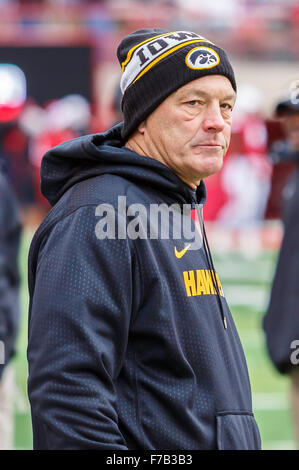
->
[11,230,296,450]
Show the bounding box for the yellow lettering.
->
[199,269,209,294]
[183,270,197,297]
[183,269,223,297]
[215,273,224,297]
[196,270,207,295]
[202,270,216,295]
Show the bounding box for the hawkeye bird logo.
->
[174,244,192,259]
[185,47,220,70]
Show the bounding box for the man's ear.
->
[138,120,146,134]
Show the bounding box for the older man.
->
[27,29,261,450]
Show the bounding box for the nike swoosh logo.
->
[174,244,192,259]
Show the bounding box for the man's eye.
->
[187,100,200,106]
[221,103,233,111]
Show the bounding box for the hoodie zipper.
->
[191,195,227,330]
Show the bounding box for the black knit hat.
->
[117,28,237,140]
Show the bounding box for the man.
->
[263,95,299,446]
[27,29,261,450]
[0,170,21,450]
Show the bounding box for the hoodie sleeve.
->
[28,205,135,449]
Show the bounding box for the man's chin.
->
[192,156,224,178]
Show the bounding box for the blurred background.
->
[0,0,298,450]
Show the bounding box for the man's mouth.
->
[192,143,223,149]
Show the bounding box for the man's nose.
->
[202,103,225,133]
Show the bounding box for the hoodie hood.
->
[41,122,206,207]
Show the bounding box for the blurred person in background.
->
[21,94,91,216]
[0,64,35,211]
[0,63,25,449]
[0,171,22,450]
[263,90,299,447]
[216,84,271,227]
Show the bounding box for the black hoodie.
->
[27,123,261,450]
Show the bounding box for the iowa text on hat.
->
[120,31,213,93]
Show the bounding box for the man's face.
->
[282,112,299,151]
[139,75,236,187]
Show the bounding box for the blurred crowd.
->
[0,96,91,221]
[0,0,297,228]
[0,62,100,224]
[0,0,298,62]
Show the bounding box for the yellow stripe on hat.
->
[121,31,179,72]
[132,39,213,85]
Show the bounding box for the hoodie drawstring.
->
[194,202,227,330]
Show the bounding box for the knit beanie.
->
[117,28,236,140]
